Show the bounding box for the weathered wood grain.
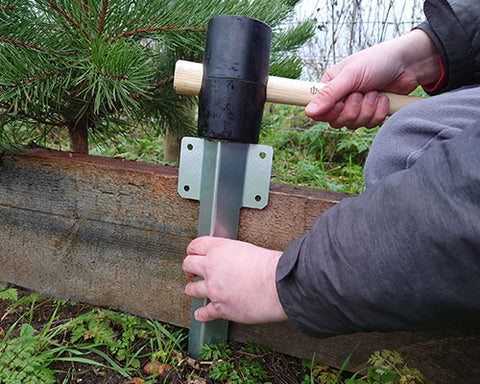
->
[0,149,478,383]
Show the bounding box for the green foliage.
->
[270,18,317,78]
[209,360,235,381]
[359,350,430,384]
[148,318,187,365]
[89,128,166,163]
[243,342,271,355]
[260,125,366,193]
[199,340,232,361]
[368,350,405,370]
[0,299,66,384]
[261,105,381,193]
[302,356,341,384]
[302,349,431,384]
[0,288,432,383]
[0,288,188,382]
[336,127,375,156]
[240,360,269,383]
[66,307,186,370]
[0,285,18,302]
[0,0,314,152]
[202,342,271,384]
[69,311,114,345]
[0,323,56,383]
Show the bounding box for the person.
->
[183,0,480,337]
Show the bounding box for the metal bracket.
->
[177,136,273,358]
[178,137,273,209]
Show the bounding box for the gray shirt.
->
[276,0,480,337]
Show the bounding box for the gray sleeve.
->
[276,120,480,337]
[416,0,480,93]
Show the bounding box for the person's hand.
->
[306,29,442,129]
[183,236,288,324]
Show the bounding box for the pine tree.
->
[0,0,314,156]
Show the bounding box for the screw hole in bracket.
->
[255,195,262,202]
[187,143,194,151]
[184,185,190,192]
[259,151,266,159]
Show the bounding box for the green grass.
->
[260,105,378,194]
[2,102,374,194]
[0,286,188,383]
[0,286,305,383]
[82,104,376,194]
[0,286,433,383]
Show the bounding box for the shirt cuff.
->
[422,56,447,93]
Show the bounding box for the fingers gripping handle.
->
[174,60,423,115]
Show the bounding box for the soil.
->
[0,286,312,384]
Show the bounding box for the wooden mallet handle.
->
[174,60,423,115]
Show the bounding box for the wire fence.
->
[267,0,424,143]
[292,0,424,80]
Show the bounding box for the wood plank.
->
[0,149,478,382]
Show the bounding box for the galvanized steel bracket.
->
[177,136,273,358]
[178,137,273,210]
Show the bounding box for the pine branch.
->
[0,36,76,56]
[70,78,88,101]
[100,69,128,81]
[146,76,174,93]
[10,66,71,88]
[46,0,79,31]
[111,26,205,40]
[47,0,90,41]
[1,103,66,127]
[98,0,108,37]
[0,37,47,52]
[21,112,67,127]
[82,0,90,17]
[0,0,313,153]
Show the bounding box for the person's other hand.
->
[306,29,442,129]
[183,236,288,324]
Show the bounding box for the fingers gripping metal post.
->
[176,15,273,358]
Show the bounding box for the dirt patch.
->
[0,286,313,384]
